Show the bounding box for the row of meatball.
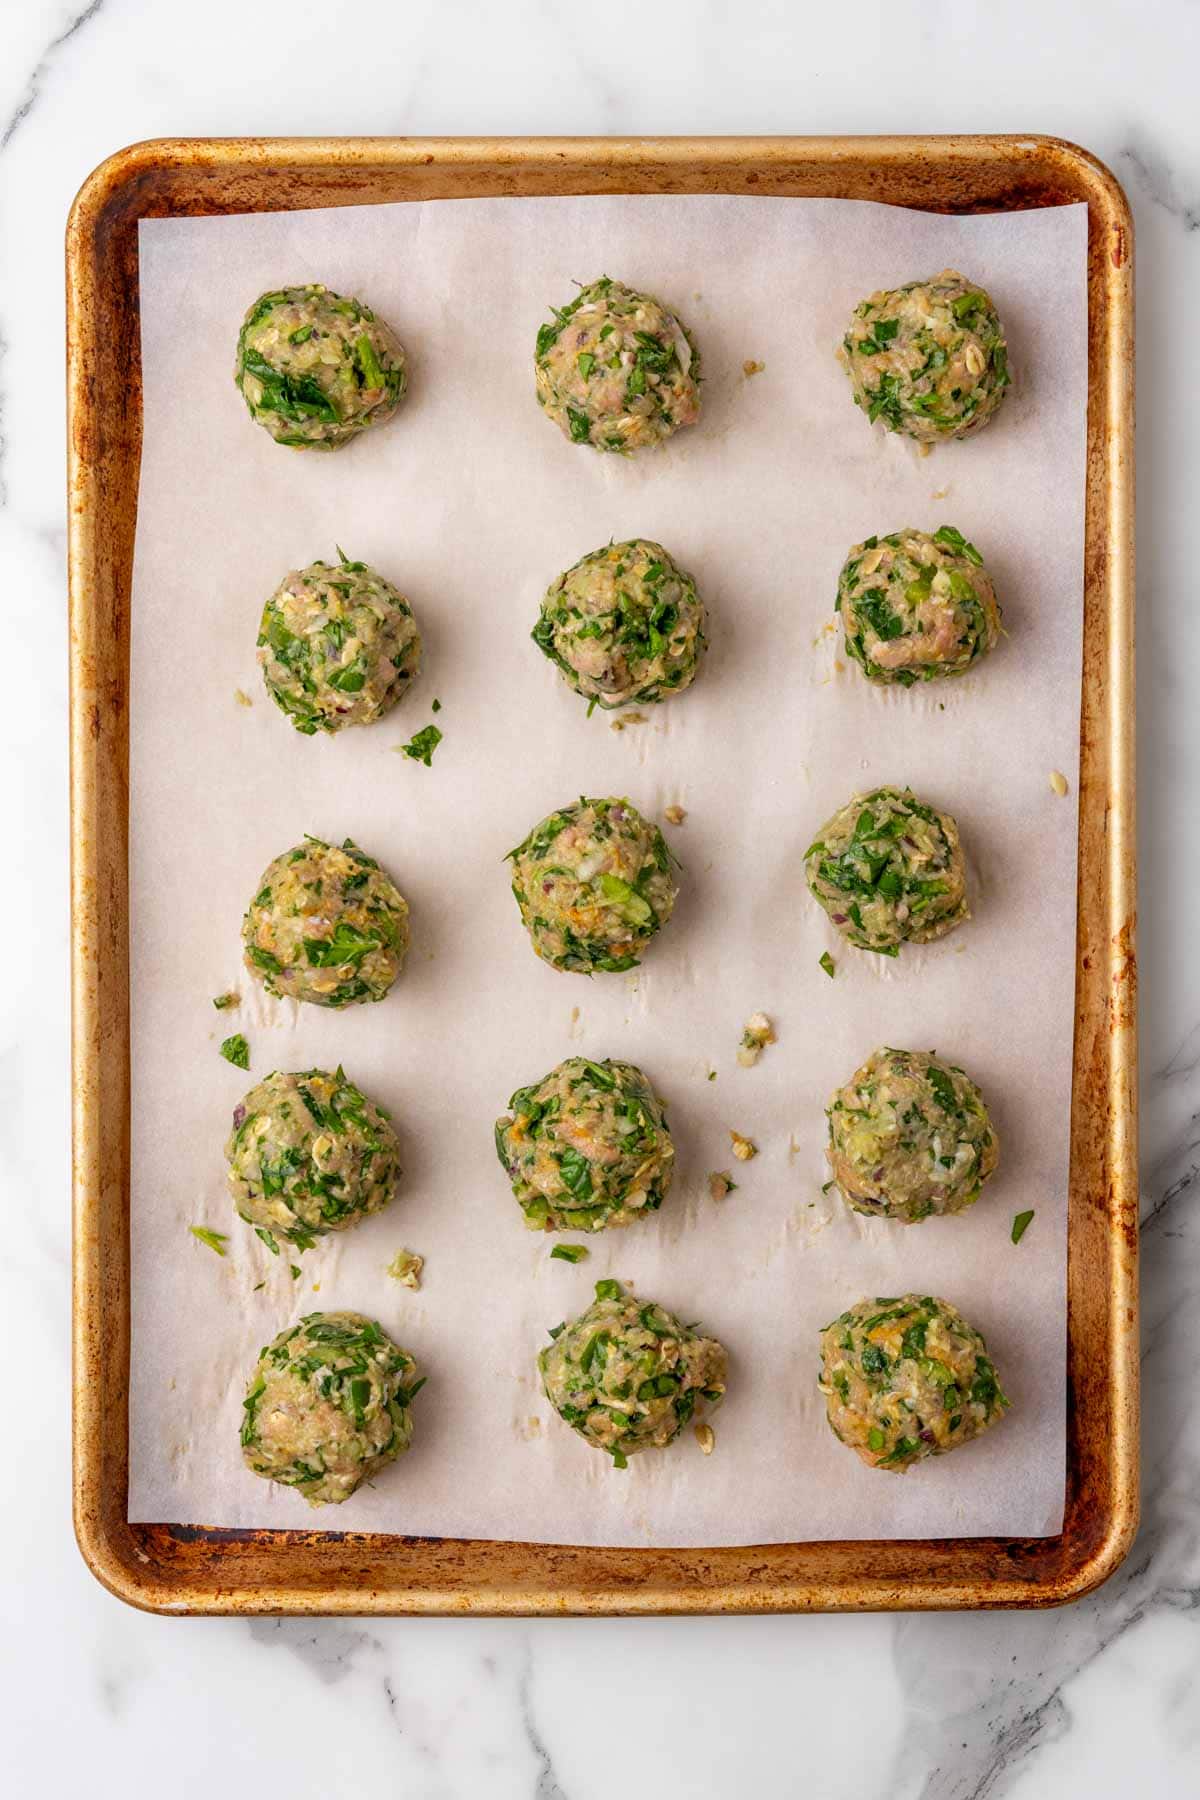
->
[252,523,1002,743]
[241,1285,1009,1506]
[239,783,966,1018]
[234,268,1010,458]
[226,1043,996,1259]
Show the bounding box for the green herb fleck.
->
[220,1034,250,1070]
[212,992,239,1011]
[398,724,443,767]
[819,950,836,979]
[190,1226,228,1257]
[594,1278,622,1301]
[1011,1209,1036,1245]
[550,1244,590,1264]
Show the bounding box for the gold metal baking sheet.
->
[68,135,1136,1615]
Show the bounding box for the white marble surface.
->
[2,1,1195,1794]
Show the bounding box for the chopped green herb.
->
[594,1278,621,1301]
[1011,1209,1036,1245]
[819,950,836,979]
[398,724,443,767]
[212,992,239,1011]
[190,1226,229,1257]
[220,1034,250,1070]
[550,1244,590,1264]
[431,697,442,712]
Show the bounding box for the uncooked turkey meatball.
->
[507,796,678,973]
[539,1281,726,1467]
[258,552,421,733]
[234,284,407,449]
[534,277,701,452]
[242,836,409,1006]
[826,1047,998,1223]
[838,526,1001,685]
[804,787,968,956]
[241,1311,423,1505]
[227,1067,401,1247]
[534,539,706,711]
[838,270,1010,443]
[495,1056,674,1232]
[818,1294,1009,1472]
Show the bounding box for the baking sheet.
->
[128,193,1086,1544]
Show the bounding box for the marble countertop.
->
[5,1,1195,1794]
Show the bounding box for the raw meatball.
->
[826,1047,998,1223]
[258,553,421,734]
[241,1311,423,1505]
[534,277,701,453]
[838,527,1001,686]
[507,796,678,974]
[534,539,707,711]
[495,1057,674,1232]
[838,270,1010,443]
[818,1294,1009,1472]
[243,836,409,1006]
[227,1067,401,1248]
[805,786,968,956]
[538,1280,726,1466]
[234,284,407,450]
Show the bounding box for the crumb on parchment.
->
[234,688,253,708]
[737,1011,776,1067]
[610,711,648,733]
[729,1129,758,1162]
[708,1171,737,1202]
[386,1248,424,1289]
[742,359,765,378]
[664,804,687,826]
[1049,770,1069,796]
[694,1423,715,1454]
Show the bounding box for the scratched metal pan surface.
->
[67,135,1136,1615]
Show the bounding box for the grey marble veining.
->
[4,0,1197,1794]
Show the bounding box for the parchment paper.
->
[128,194,1086,1543]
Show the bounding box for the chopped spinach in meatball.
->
[539,1281,726,1466]
[838,270,1010,443]
[258,552,421,734]
[805,787,968,955]
[507,796,678,973]
[838,527,1001,685]
[495,1057,674,1232]
[534,539,706,711]
[234,284,407,450]
[826,1047,998,1223]
[227,1067,401,1248]
[241,1311,422,1505]
[242,836,409,1006]
[818,1294,1009,1471]
[534,277,701,453]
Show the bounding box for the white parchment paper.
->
[128,194,1086,1543]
